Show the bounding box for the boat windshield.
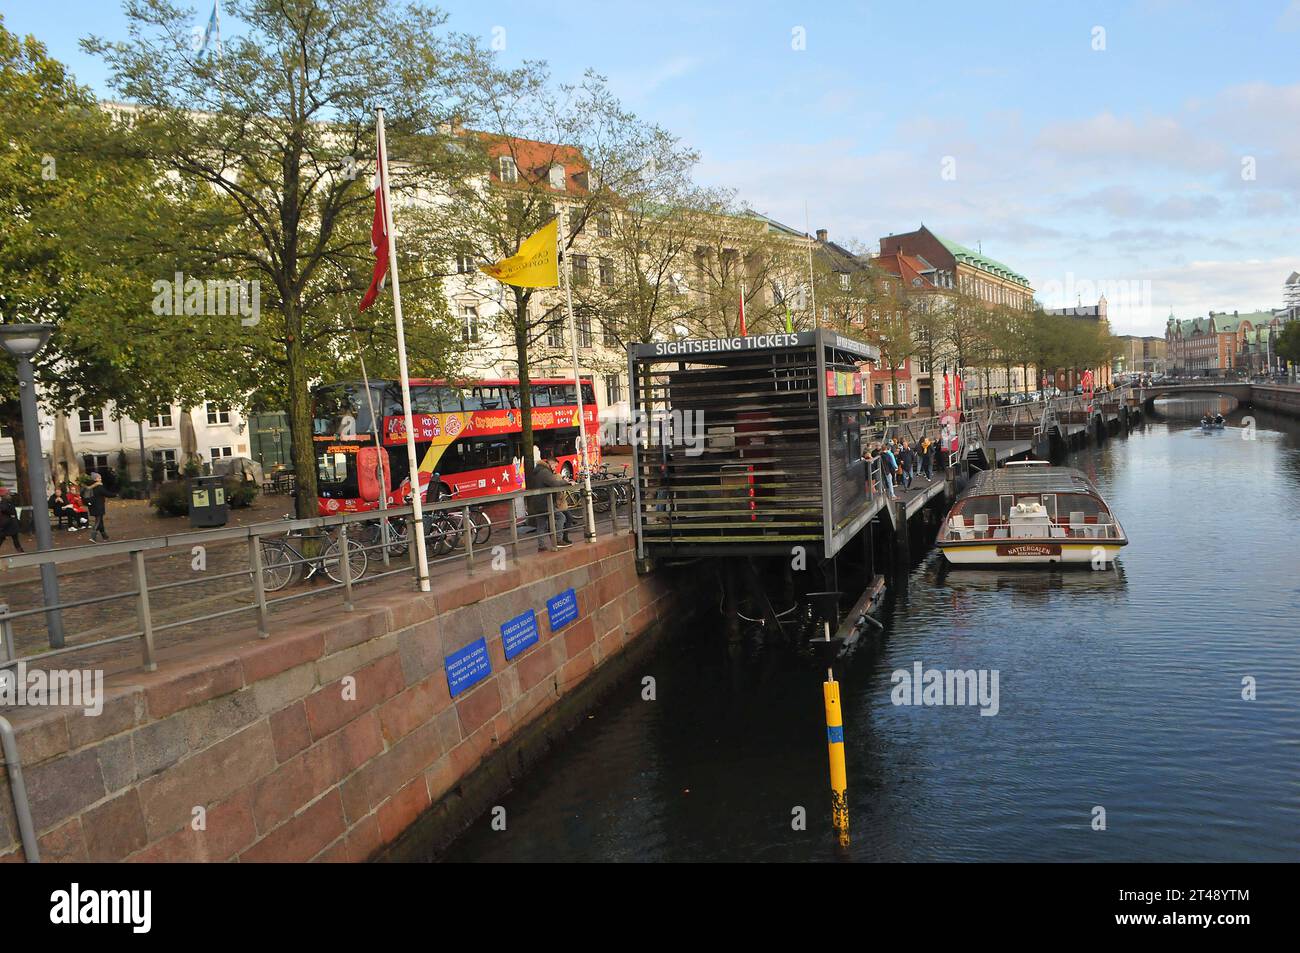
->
[953,492,1106,521]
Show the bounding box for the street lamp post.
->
[0,323,65,647]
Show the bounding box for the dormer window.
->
[498,155,517,184]
[548,163,566,190]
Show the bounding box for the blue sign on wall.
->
[501,609,540,661]
[444,637,491,698]
[546,588,579,632]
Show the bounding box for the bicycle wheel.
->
[384,518,410,556]
[425,513,460,555]
[364,517,408,557]
[259,540,298,593]
[323,536,368,584]
[469,508,492,546]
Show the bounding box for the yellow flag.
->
[479,218,559,288]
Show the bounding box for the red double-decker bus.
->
[311,377,599,515]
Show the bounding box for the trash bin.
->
[189,475,229,528]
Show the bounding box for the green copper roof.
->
[936,235,1031,287]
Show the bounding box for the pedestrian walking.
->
[85,472,109,542]
[0,486,23,553]
[920,436,934,480]
[882,443,899,500]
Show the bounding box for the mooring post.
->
[808,590,849,850]
[823,671,849,849]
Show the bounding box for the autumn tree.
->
[87,0,476,515]
[442,65,692,476]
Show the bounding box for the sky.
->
[5,0,1300,336]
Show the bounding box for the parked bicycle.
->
[356,514,409,558]
[570,462,631,513]
[259,519,367,592]
[431,486,491,553]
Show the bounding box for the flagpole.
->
[377,107,431,590]
[559,214,598,543]
[214,0,225,89]
[358,351,390,564]
[805,201,817,328]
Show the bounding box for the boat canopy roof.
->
[960,466,1102,499]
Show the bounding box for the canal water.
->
[443,397,1300,862]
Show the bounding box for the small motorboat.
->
[1200,415,1225,431]
[936,460,1128,566]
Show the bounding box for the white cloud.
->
[692,81,1300,327]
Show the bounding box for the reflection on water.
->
[443,405,1300,863]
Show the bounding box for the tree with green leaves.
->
[0,16,246,506]
[442,65,692,478]
[86,0,476,515]
[1276,320,1300,367]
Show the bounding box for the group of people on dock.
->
[864,437,936,501]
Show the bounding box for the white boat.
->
[936,461,1128,566]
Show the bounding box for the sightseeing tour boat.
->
[936,461,1128,566]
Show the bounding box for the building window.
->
[577,313,593,349]
[599,257,614,287]
[604,374,622,405]
[460,305,479,343]
[151,409,173,428]
[602,318,619,347]
[206,403,231,425]
[151,449,179,481]
[571,254,589,286]
[82,453,110,475]
[839,273,851,291]
[597,211,612,238]
[546,323,564,349]
[78,408,106,434]
[456,253,474,274]
[210,446,233,460]
[568,209,583,236]
[548,163,566,190]
[498,155,517,184]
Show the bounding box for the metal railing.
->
[0,479,632,674]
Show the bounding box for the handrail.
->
[0,478,632,673]
[0,716,40,862]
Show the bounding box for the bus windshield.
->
[312,381,402,439]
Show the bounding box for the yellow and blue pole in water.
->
[824,676,849,845]
[822,621,849,848]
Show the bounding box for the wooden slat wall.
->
[635,348,826,546]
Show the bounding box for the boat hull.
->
[939,540,1126,566]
